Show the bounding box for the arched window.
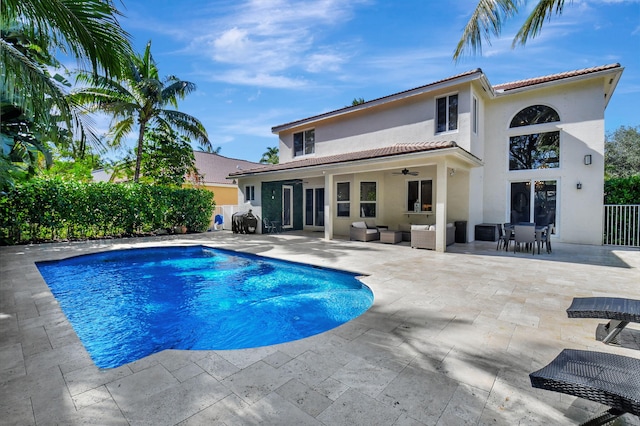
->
[509,105,560,170]
[510,105,560,128]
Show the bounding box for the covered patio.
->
[230,141,483,252]
[1,232,639,425]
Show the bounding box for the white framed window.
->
[293,129,315,157]
[336,182,350,217]
[436,94,458,133]
[359,181,377,218]
[245,185,255,201]
[407,179,433,212]
[472,96,478,134]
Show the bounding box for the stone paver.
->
[1,231,640,425]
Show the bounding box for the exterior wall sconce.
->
[577,182,583,190]
[271,190,275,199]
[449,168,456,176]
[584,154,592,165]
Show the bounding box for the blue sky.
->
[111,0,639,163]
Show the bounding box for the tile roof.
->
[193,151,261,184]
[493,63,621,92]
[228,141,462,177]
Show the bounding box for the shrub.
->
[0,178,215,245]
[604,176,640,205]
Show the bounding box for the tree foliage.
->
[454,0,567,60]
[1,0,132,138]
[260,146,279,164]
[71,41,210,182]
[605,125,640,179]
[140,127,200,187]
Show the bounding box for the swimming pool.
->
[36,246,373,368]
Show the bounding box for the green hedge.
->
[0,178,215,245]
[604,175,640,205]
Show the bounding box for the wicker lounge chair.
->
[350,221,380,242]
[567,297,640,345]
[530,349,640,425]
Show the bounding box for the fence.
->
[603,204,640,247]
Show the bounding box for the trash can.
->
[454,221,467,243]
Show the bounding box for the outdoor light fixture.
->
[584,154,592,165]
[577,182,583,190]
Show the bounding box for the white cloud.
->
[184,0,367,87]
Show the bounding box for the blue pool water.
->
[36,246,373,368]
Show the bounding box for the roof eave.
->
[494,66,624,100]
[271,70,485,134]
[228,147,483,179]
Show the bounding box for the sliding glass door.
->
[510,180,556,227]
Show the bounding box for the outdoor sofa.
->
[410,223,455,250]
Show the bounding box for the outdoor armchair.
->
[350,221,380,242]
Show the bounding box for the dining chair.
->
[539,224,553,253]
[262,218,276,234]
[497,223,512,251]
[514,224,536,255]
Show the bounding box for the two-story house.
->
[229,64,623,251]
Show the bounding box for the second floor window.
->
[436,94,458,133]
[293,129,315,157]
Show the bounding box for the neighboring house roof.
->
[229,141,480,177]
[193,151,261,185]
[271,63,623,133]
[91,169,112,183]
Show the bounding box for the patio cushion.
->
[411,225,429,230]
[352,221,367,229]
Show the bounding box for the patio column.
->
[324,172,333,240]
[435,161,448,252]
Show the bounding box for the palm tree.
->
[1,0,132,126]
[72,41,210,182]
[453,0,566,60]
[260,146,279,164]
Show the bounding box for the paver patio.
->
[1,232,639,425]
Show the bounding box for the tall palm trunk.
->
[134,120,148,182]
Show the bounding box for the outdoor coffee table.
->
[380,230,402,244]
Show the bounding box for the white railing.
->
[603,205,640,247]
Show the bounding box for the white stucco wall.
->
[277,86,474,163]
[482,78,606,244]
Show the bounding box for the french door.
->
[305,188,325,227]
[510,180,557,228]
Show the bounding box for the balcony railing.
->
[603,205,640,247]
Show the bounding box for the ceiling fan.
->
[392,168,419,176]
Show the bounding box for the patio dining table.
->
[504,223,550,254]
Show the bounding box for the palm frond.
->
[1,36,72,126]
[159,110,210,146]
[3,0,132,79]
[108,116,134,148]
[513,0,566,46]
[453,0,520,60]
